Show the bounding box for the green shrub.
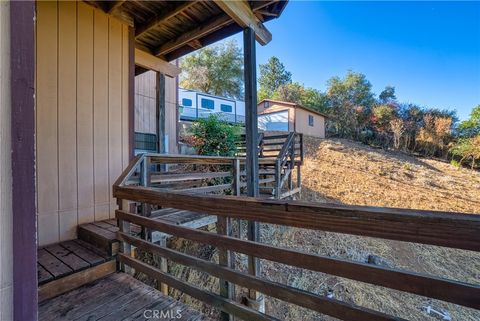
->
[450,159,461,168]
[188,115,241,156]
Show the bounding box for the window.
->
[308,115,314,127]
[182,98,192,107]
[264,101,270,108]
[220,104,232,113]
[201,98,214,109]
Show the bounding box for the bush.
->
[188,115,241,156]
[450,159,461,168]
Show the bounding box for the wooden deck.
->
[39,273,211,321]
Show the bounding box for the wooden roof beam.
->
[154,14,233,57]
[214,0,272,45]
[135,1,198,39]
[135,48,181,78]
[108,0,126,14]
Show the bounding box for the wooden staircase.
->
[237,132,304,199]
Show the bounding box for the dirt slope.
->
[261,137,480,321]
[301,137,480,213]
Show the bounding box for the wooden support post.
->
[155,235,169,296]
[288,138,294,191]
[9,2,37,320]
[140,157,151,240]
[157,72,166,171]
[118,199,132,274]
[217,216,235,321]
[243,27,264,312]
[232,158,241,197]
[275,159,281,200]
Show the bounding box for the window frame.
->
[200,98,215,110]
[220,104,233,113]
[182,98,193,107]
[308,114,314,127]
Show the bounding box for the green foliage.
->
[188,115,241,156]
[325,71,376,138]
[450,159,461,168]
[372,105,397,132]
[180,40,243,99]
[379,86,396,103]
[458,105,480,138]
[450,135,480,169]
[258,56,292,101]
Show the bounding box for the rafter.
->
[108,0,126,14]
[154,14,232,57]
[135,1,198,39]
[214,0,272,45]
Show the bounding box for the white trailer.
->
[179,88,245,124]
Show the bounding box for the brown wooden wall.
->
[134,70,178,153]
[135,71,157,135]
[36,1,130,246]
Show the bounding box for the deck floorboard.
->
[39,273,211,321]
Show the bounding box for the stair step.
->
[77,222,120,256]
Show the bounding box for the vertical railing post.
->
[217,214,235,321]
[288,135,295,191]
[117,198,131,274]
[275,158,281,199]
[139,156,151,239]
[232,158,241,197]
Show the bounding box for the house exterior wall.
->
[36,1,131,246]
[294,108,326,138]
[135,70,178,153]
[0,1,13,318]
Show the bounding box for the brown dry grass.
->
[140,136,480,321]
[261,136,480,321]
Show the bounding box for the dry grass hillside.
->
[140,136,479,321]
[260,136,480,321]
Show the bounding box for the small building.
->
[258,99,328,138]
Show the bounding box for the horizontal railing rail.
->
[113,180,480,320]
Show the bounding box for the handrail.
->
[113,185,480,320]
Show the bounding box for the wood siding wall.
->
[135,70,178,153]
[0,1,13,318]
[135,71,157,135]
[295,109,325,138]
[36,1,130,246]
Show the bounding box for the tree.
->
[325,71,375,138]
[180,40,244,99]
[416,114,453,157]
[258,56,292,101]
[379,86,396,103]
[271,82,304,104]
[390,118,405,150]
[458,105,480,138]
[271,82,329,113]
[450,135,480,169]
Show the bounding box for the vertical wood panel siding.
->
[134,70,178,153]
[36,1,130,246]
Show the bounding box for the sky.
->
[228,1,480,121]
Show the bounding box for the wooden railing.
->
[113,160,480,321]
